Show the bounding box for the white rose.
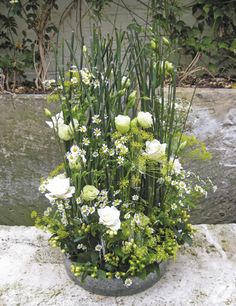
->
[97,206,121,231]
[115,115,131,134]
[45,174,75,201]
[137,112,153,128]
[144,139,166,162]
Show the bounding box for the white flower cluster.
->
[80,68,99,87]
[81,205,95,217]
[94,190,110,208]
[66,145,86,169]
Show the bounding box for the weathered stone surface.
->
[0,89,235,225]
[176,88,236,223]
[0,225,236,305]
[0,95,61,225]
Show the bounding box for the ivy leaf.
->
[97,269,107,279]
[105,263,115,272]
[90,252,99,264]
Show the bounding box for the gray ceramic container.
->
[64,256,166,296]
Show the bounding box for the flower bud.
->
[115,115,131,134]
[121,76,131,89]
[150,39,158,50]
[44,108,52,118]
[165,61,174,75]
[163,37,170,46]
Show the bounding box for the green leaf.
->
[81,271,88,283]
[76,252,92,263]
[154,263,161,277]
[104,263,115,272]
[74,236,86,243]
[214,9,223,20]
[203,4,209,14]
[183,234,193,246]
[90,252,99,264]
[137,269,147,280]
[97,269,107,279]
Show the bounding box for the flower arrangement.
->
[33,28,215,288]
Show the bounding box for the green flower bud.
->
[150,39,158,50]
[165,61,174,75]
[163,37,170,46]
[115,115,131,134]
[44,108,52,118]
[81,185,100,202]
[121,76,131,89]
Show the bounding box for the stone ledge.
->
[0,225,236,306]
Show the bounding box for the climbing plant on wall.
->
[0,0,33,90]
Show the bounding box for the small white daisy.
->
[93,128,101,137]
[82,137,90,146]
[95,244,102,252]
[93,151,99,158]
[101,144,109,154]
[70,145,80,156]
[79,126,87,133]
[92,115,101,124]
[171,203,177,210]
[112,199,122,206]
[70,77,78,84]
[124,278,132,287]
[117,156,125,165]
[132,195,139,201]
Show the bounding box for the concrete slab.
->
[0,225,236,306]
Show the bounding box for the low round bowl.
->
[64,256,166,296]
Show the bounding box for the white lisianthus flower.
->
[46,112,64,129]
[81,185,100,202]
[115,115,131,134]
[58,124,73,141]
[137,111,153,129]
[97,206,121,231]
[169,157,182,175]
[46,112,78,141]
[144,139,166,162]
[45,174,75,201]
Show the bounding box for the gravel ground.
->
[0,224,236,306]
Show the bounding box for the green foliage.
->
[0,2,33,89]
[148,0,236,76]
[48,163,65,178]
[174,133,212,161]
[191,0,236,74]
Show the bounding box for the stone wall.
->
[0,89,235,225]
[176,88,236,224]
[0,95,61,225]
